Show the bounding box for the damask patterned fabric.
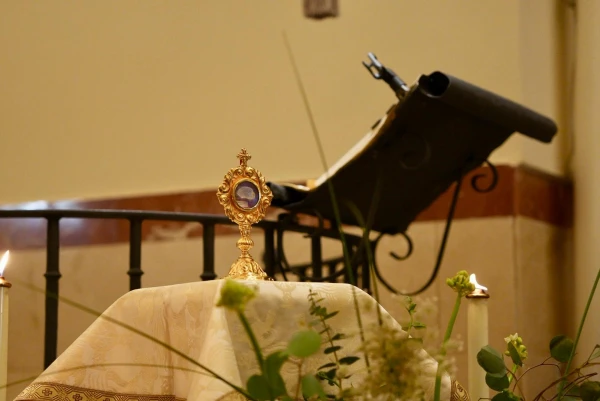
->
[15,281,457,401]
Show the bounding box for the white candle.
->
[467,273,489,401]
[0,251,10,401]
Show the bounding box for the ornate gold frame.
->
[216,149,273,280]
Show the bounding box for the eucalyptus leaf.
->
[287,330,322,358]
[412,321,426,329]
[247,374,272,400]
[477,345,506,374]
[318,362,337,370]
[507,341,523,367]
[580,381,600,401]
[302,374,327,400]
[324,368,337,380]
[486,372,509,391]
[324,346,342,354]
[550,335,574,363]
[316,369,336,386]
[339,356,360,365]
[312,306,326,317]
[316,371,329,381]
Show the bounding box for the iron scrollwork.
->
[471,159,498,193]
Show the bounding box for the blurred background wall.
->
[1,1,593,400]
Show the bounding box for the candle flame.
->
[469,273,487,291]
[0,250,9,277]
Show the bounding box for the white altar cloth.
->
[15,280,459,401]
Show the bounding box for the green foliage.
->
[287,331,322,358]
[479,320,600,401]
[506,342,523,367]
[247,374,272,400]
[503,334,527,366]
[233,290,354,400]
[445,270,476,297]
[566,384,581,398]
[486,371,510,392]
[477,345,507,375]
[338,356,359,366]
[301,374,327,400]
[402,296,426,339]
[580,381,600,401]
[435,273,471,401]
[324,346,342,354]
[492,389,522,401]
[550,335,575,363]
[308,289,359,399]
[216,279,257,312]
[590,345,600,361]
[264,351,289,397]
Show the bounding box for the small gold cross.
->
[237,148,252,167]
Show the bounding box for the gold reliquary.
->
[217,149,273,280]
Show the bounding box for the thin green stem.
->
[281,31,354,285]
[351,285,371,370]
[283,30,369,379]
[505,365,527,398]
[434,293,463,401]
[295,360,303,401]
[444,294,463,344]
[559,267,600,397]
[321,313,343,393]
[508,364,519,384]
[238,311,265,370]
[345,200,383,325]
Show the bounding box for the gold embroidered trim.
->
[451,380,471,401]
[15,382,186,401]
[214,381,471,401]
[16,378,467,400]
[215,391,248,401]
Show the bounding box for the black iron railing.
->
[0,209,369,368]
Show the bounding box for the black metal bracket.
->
[362,52,410,99]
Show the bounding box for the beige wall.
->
[573,0,600,369]
[0,0,567,206]
[518,0,574,176]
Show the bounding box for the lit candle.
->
[467,273,489,401]
[0,251,10,401]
